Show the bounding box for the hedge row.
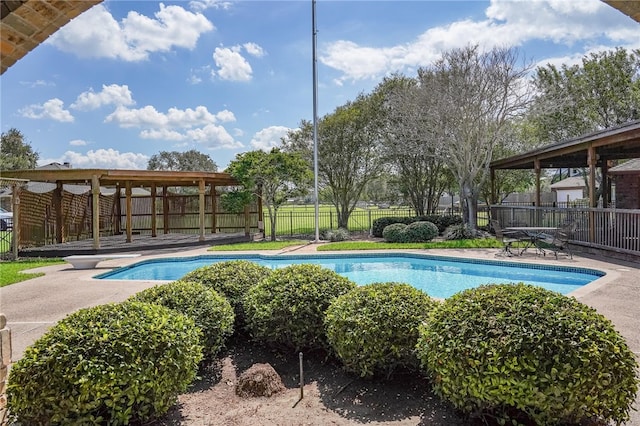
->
[372,214,463,237]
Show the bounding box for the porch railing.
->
[491,205,640,256]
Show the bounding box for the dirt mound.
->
[236,363,286,398]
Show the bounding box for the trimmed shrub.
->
[243,264,356,351]
[321,227,350,242]
[416,283,639,425]
[7,302,203,425]
[382,222,408,242]
[325,282,439,378]
[372,215,463,237]
[403,221,438,242]
[181,260,272,328]
[372,216,408,237]
[130,280,234,359]
[442,223,476,240]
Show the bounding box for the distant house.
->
[550,176,586,203]
[36,162,72,170]
[609,159,640,209]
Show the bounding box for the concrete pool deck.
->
[1,244,639,423]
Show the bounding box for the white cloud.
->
[189,0,232,13]
[69,139,89,147]
[215,109,236,122]
[48,4,213,61]
[105,105,225,129]
[71,84,135,111]
[19,98,74,122]
[244,42,266,58]
[212,46,253,81]
[320,0,640,84]
[40,149,149,170]
[140,124,243,150]
[250,126,291,151]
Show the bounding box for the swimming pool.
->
[96,253,604,299]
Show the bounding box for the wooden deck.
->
[18,232,251,258]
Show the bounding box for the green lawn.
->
[318,238,502,251]
[0,259,65,287]
[208,239,307,251]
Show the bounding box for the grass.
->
[208,239,308,251]
[317,238,503,251]
[0,258,65,287]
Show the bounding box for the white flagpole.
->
[312,0,320,243]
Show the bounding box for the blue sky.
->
[1,0,638,171]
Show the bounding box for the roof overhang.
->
[491,120,640,170]
[1,0,102,75]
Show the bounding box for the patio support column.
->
[198,179,205,242]
[588,145,597,242]
[211,185,217,233]
[151,183,157,237]
[534,159,541,207]
[125,181,132,243]
[601,160,611,207]
[91,175,100,250]
[54,182,64,243]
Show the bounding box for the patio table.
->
[504,227,558,255]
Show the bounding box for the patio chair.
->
[535,221,577,259]
[491,220,521,257]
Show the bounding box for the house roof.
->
[609,158,640,174]
[550,176,586,190]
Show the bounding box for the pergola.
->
[0,168,248,249]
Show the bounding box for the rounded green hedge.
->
[403,221,438,242]
[243,264,356,351]
[382,222,407,242]
[181,260,272,328]
[130,280,234,359]
[325,282,439,378]
[416,283,639,425]
[7,302,203,425]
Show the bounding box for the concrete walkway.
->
[1,245,639,423]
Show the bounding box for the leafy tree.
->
[1,128,39,170]
[224,148,312,241]
[421,45,532,229]
[376,74,454,215]
[147,149,218,172]
[285,92,386,229]
[530,47,640,143]
[527,48,640,204]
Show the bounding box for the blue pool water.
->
[96,253,604,299]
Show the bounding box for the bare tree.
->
[377,74,454,216]
[422,45,532,229]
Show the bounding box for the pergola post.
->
[163,185,169,234]
[151,183,157,237]
[125,181,132,243]
[54,182,64,243]
[11,183,20,259]
[534,159,541,207]
[91,175,100,249]
[210,185,217,233]
[198,179,205,242]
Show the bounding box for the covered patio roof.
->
[491,120,640,171]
